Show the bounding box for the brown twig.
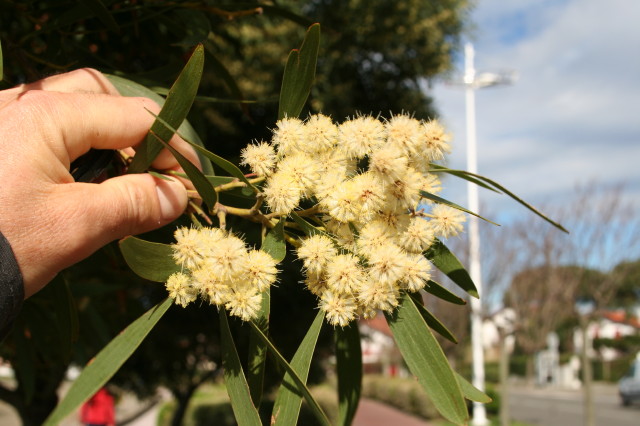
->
[216,207,227,230]
[214,177,265,193]
[186,190,202,200]
[293,204,322,217]
[188,200,213,225]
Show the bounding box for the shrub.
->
[483,383,500,416]
[158,382,338,426]
[362,375,440,420]
[590,354,636,382]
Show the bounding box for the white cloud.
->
[432,0,640,217]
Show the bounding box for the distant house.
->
[482,308,517,362]
[574,309,640,361]
[358,316,406,377]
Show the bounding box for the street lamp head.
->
[575,297,596,317]
[446,69,518,90]
[472,70,518,89]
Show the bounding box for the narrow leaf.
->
[249,318,330,426]
[425,239,479,298]
[290,211,329,237]
[385,293,468,425]
[246,217,287,406]
[206,175,236,186]
[455,372,492,403]
[278,24,320,119]
[409,293,457,344]
[246,291,270,408]
[193,94,269,104]
[219,310,262,426]
[262,218,286,262]
[147,112,259,193]
[195,144,259,193]
[106,74,214,175]
[272,310,326,426]
[152,88,268,104]
[119,236,178,282]
[128,45,204,173]
[429,164,499,193]
[44,298,173,426]
[51,275,79,363]
[432,165,568,233]
[424,280,466,305]
[420,190,499,226]
[150,131,218,210]
[147,171,174,181]
[335,323,362,426]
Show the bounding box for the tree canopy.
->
[0,1,473,424]
[0,0,470,151]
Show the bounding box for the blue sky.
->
[431,0,640,225]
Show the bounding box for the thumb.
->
[90,173,188,241]
[21,174,187,297]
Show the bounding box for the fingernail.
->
[155,178,186,221]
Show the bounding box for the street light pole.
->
[464,42,488,426]
[462,42,515,426]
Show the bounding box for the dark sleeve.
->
[0,231,24,340]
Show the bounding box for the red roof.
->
[359,315,393,337]
[601,310,640,328]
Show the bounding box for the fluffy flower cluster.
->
[165,227,278,321]
[241,113,466,326]
[298,234,435,326]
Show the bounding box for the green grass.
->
[156,383,233,426]
[156,381,338,426]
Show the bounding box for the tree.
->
[505,265,592,360]
[475,184,638,366]
[0,1,470,152]
[0,1,474,424]
[455,183,639,425]
[303,0,468,119]
[496,184,639,426]
[608,259,640,309]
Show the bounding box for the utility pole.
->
[465,42,488,426]
[462,42,515,426]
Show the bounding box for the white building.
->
[359,316,405,377]
[574,310,639,361]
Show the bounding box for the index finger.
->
[13,90,185,167]
[4,68,120,97]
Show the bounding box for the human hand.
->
[0,68,200,297]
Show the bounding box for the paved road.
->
[509,383,640,426]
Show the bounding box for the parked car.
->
[619,353,640,406]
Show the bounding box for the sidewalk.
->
[1,394,434,426]
[353,398,433,426]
